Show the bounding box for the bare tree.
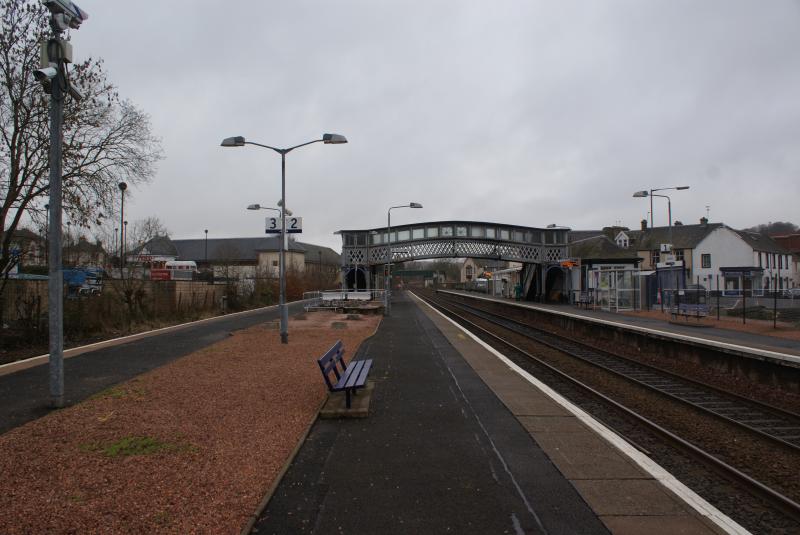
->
[0,0,162,296]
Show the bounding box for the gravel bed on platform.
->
[0,312,379,534]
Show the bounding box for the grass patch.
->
[89,385,147,401]
[81,435,195,458]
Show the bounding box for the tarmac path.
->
[254,293,607,534]
[0,301,307,435]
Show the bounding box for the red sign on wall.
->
[150,269,170,281]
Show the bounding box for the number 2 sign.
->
[265,216,303,234]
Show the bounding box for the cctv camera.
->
[34,66,58,82]
[41,0,89,29]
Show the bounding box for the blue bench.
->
[670,304,709,321]
[317,340,373,409]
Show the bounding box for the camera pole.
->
[45,27,66,408]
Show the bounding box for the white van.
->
[165,260,197,280]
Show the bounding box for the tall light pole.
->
[118,182,127,270]
[634,189,686,309]
[385,203,423,316]
[123,220,128,268]
[644,186,689,228]
[204,229,208,265]
[222,133,347,344]
[247,203,291,280]
[38,0,89,408]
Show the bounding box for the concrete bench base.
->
[320,381,374,419]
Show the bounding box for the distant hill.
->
[744,221,799,236]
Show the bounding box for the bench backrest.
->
[317,340,347,390]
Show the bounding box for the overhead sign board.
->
[265,216,303,234]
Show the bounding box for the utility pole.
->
[39,0,89,408]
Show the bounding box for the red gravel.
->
[0,312,380,534]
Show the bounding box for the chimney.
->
[640,219,647,231]
[700,216,708,225]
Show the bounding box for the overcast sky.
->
[73,0,800,250]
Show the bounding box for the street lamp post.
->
[634,188,688,310]
[223,133,347,344]
[123,220,128,268]
[118,182,127,271]
[204,229,208,265]
[247,203,290,281]
[643,186,689,228]
[385,203,423,316]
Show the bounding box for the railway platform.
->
[441,290,800,365]
[252,292,733,534]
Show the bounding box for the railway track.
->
[417,289,800,526]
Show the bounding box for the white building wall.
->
[692,227,754,288]
[762,252,796,289]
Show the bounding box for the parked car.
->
[781,288,800,298]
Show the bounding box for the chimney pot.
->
[641,219,647,231]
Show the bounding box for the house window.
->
[701,254,711,269]
[272,260,278,267]
[651,250,660,265]
[675,249,684,262]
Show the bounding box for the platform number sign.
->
[265,216,303,234]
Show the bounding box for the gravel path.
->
[0,312,380,534]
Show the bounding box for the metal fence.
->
[302,289,386,310]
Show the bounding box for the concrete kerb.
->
[0,299,314,378]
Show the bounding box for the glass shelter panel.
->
[412,228,425,239]
[427,227,439,238]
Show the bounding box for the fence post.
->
[742,274,746,325]
[774,273,778,329]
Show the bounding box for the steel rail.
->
[445,297,800,454]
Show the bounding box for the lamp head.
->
[676,186,690,190]
[246,204,260,210]
[632,190,648,198]
[118,182,127,192]
[322,133,347,144]
[221,136,246,147]
[410,202,423,208]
